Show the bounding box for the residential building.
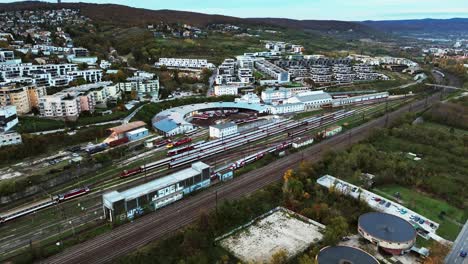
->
[214,85,238,96]
[209,122,238,138]
[0,131,22,147]
[67,69,103,83]
[155,58,215,70]
[255,60,290,83]
[117,71,159,99]
[39,82,118,119]
[0,105,18,132]
[99,60,111,69]
[0,84,45,114]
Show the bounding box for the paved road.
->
[42,94,440,264]
[446,220,468,264]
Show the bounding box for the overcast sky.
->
[4,0,468,21]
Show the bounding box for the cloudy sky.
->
[4,0,468,20]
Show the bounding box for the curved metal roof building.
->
[358,212,416,255]
[317,246,379,264]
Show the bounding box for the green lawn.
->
[376,185,464,240]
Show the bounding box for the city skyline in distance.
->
[1,0,468,21]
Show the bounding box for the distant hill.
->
[0,1,376,36]
[361,18,468,34]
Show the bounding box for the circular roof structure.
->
[358,212,416,243]
[317,246,379,264]
[152,101,270,131]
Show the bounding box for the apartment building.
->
[99,60,112,69]
[0,105,18,132]
[255,60,290,83]
[311,73,333,83]
[334,73,356,83]
[214,85,238,96]
[117,71,159,99]
[67,69,103,83]
[0,84,45,114]
[39,82,119,118]
[216,58,253,85]
[0,131,22,147]
[288,66,309,78]
[155,58,215,70]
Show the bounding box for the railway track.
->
[0,98,414,258]
[42,94,439,264]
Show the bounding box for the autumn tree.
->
[322,216,348,246]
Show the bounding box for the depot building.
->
[358,212,416,255]
[102,162,210,222]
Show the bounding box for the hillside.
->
[0,1,375,36]
[247,17,379,37]
[361,18,468,34]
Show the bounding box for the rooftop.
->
[359,212,416,243]
[108,121,146,135]
[211,122,237,130]
[103,162,209,205]
[317,246,379,264]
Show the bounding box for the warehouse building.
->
[209,122,238,138]
[102,162,211,222]
[358,212,416,255]
[316,246,379,264]
[106,121,146,142]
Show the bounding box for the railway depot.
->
[103,162,210,222]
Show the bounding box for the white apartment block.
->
[39,82,118,118]
[67,69,103,83]
[117,79,159,98]
[255,60,290,83]
[288,67,309,78]
[0,105,18,132]
[216,58,253,85]
[99,60,112,69]
[334,73,356,83]
[311,74,333,83]
[39,95,81,118]
[155,58,215,70]
[0,131,22,147]
[214,85,238,96]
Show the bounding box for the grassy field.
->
[375,185,464,240]
[17,117,66,133]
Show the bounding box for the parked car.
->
[460,250,467,258]
[419,219,425,225]
[379,200,386,205]
[385,202,391,207]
